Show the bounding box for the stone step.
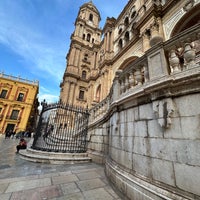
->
[19,147,92,164]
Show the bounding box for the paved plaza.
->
[0,135,122,200]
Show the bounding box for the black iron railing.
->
[32,101,90,153]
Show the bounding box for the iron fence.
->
[32,101,90,153]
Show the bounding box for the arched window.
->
[118,28,122,35]
[89,13,93,21]
[131,11,136,19]
[124,17,129,27]
[79,90,84,100]
[84,53,88,61]
[125,31,130,43]
[87,33,91,42]
[82,71,87,79]
[118,39,123,49]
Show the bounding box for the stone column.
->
[142,30,150,52]
[69,48,75,65]
[66,81,71,103]
[106,32,110,52]
[71,83,77,105]
[150,19,163,47]
[112,70,122,102]
[110,31,114,52]
[74,48,81,67]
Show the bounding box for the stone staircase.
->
[19,139,92,164]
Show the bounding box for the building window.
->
[89,13,93,21]
[79,90,84,100]
[118,39,123,49]
[10,110,19,120]
[0,89,8,98]
[82,71,87,79]
[125,31,130,43]
[124,17,129,27]
[83,34,85,40]
[131,11,136,19]
[118,28,122,35]
[87,33,91,42]
[84,54,88,61]
[17,93,24,101]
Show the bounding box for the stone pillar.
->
[149,19,163,47]
[112,70,122,102]
[110,31,114,52]
[71,83,77,105]
[106,32,110,52]
[74,48,81,67]
[142,31,150,52]
[66,81,71,103]
[69,48,75,65]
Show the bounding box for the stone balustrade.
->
[89,96,110,123]
[164,23,200,74]
[111,24,200,102]
[89,24,200,128]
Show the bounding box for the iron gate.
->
[32,102,90,153]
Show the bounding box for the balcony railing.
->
[112,24,200,101]
[89,96,110,123]
[0,72,39,85]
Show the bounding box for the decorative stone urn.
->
[169,50,180,73]
[135,69,142,85]
[183,43,196,67]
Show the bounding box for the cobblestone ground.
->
[0,135,122,200]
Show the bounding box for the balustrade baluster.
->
[135,68,142,85]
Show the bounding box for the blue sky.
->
[0,0,128,104]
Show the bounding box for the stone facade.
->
[61,0,200,199]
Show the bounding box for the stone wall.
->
[87,24,200,199]
[107,93,200,199]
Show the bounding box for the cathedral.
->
[60,0,200,109]
[58,0,200,199]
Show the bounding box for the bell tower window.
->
[89,13,93,21]
[82,71,87,79]
[124,17,129,27]
[79,90,85,100]
[87,34,91,42]
[118,39,123,49]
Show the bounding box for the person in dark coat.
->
[16,138,27,153]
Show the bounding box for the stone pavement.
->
[0,135,122,200]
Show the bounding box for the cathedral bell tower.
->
[60,1,102,108]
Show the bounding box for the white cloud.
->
[39,94,59,104]
[0,1,67,84]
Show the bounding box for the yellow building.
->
[0,72,39,135]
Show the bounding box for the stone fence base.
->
[105,159,194,200]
